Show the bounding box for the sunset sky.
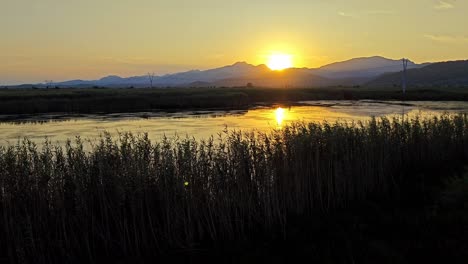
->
[1,0,467,84]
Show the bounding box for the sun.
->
[267,54,293,71]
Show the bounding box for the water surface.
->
[1,100,467,147]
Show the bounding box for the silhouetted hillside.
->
[7,56,433,88]
[212,68,330,87]
[366,60,468,88]
[315,56,426,79]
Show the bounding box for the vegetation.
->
[1,86,468,115]
[1,115,468,262]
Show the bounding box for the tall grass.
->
[1,114,468,262]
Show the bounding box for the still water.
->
[1,100,468,147]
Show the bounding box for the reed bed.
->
[1,114,468,262]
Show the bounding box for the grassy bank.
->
[1,115,468,262]
[1,86,468,115]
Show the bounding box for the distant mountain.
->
[9,56,455,89]
[366,60,468,88]
[154,62,271,86]
[50,62,273,88]
[151,57,428,87]
[54,75,149,87]
[314,56,427,79]
[48,62,330,88]
[206,57,429,87]
[212,67,330,88]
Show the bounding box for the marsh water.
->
[1,100,468,147]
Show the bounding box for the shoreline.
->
[1,86,468,116]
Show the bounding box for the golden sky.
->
[1,0,467,84]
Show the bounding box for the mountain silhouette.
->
[314,56,427,79]
[14,56,461,88]
[366,60,468,88]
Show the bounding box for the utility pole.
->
[401,58,409,120]
[44,80,53,89]
[147,72,155,88]
[402,58,409,94]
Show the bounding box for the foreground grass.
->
[1,86,468,115]
[1,115,468,263]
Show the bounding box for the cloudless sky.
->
[1,0,467,84]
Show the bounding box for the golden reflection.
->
[0,103,456,150]
[275,107,286,126]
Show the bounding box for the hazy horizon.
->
[2,0,468,85]
[0,56,438,86]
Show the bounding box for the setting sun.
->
[267,54,293,71]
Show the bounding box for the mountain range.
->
[9,56,468,88]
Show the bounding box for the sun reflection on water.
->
[1,101,466,149]
[275,107,286,126]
